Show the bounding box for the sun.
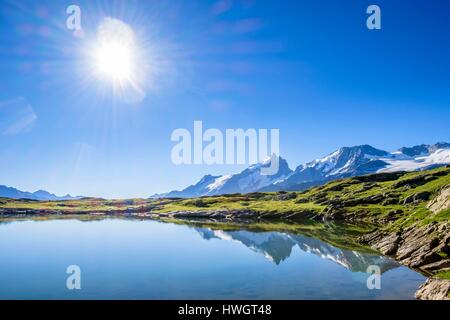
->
[96,41,133,80]
[86,17,152,104]
[94,18,136,82]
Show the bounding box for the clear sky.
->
[0,0,449,198]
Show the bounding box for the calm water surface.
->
[0,218,426,299]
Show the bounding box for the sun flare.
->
[94,18,136,82]
[87,17,152,104]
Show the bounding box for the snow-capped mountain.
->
[264,145,390,192]
[155,142,450,197]
[267,142,450,192]
[194,227,399,272]
[0,185,82,201]
[154,156,292,198]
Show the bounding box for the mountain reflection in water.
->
[195,227,399,273]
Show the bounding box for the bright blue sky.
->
[0,0,449,198]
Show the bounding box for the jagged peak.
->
[197,174,220,184]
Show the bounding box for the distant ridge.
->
[0,185,82,201]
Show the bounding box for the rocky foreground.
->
[360,221,450,300]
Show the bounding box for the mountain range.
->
[0,185,82,201]
[2,142,449,201]
[154,142,450,198]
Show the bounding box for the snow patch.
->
[378,148,450,173]
[206,175,232,192]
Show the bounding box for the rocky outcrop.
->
[360,222,450,300]
[360,222,449,268]
[427,186,450,214]
[415,278,450,300]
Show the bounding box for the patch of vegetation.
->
[435,269,450,280]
